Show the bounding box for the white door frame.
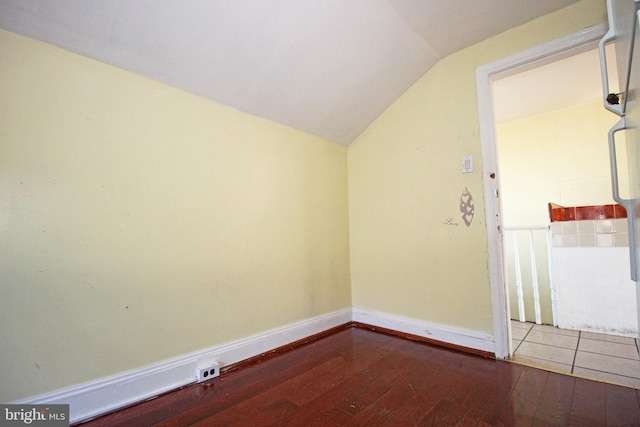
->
[476,23,608,359]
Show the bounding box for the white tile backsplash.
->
[613,218,628,233]
[580,234,596,247]
[552,234,563,246]
[615,232,629,247]
[596,233,614,247]
[552,219,628,248]
[563,234,580,247]
[561,221,579,234]
[596,219,614,233]
[578,220,595,234]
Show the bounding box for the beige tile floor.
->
[510,320,640,388]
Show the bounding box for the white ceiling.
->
[0,0,583,145]
[493,45,617,123]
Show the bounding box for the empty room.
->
[2,0,640,425]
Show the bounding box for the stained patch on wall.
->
[459,187,474,227]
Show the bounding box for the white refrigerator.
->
[600,0,640,284]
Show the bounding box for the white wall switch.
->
[462,155,473,173]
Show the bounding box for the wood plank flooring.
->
[79,326,640,426]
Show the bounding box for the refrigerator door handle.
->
[599,25,625,116]
[609,118,628,203]
[608,117,637,281]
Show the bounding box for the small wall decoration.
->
[459,187,474,227]
[443,217,459,226]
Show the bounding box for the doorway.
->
[477,23,610,359]
[492,44,625,331]
[478,24,640,388]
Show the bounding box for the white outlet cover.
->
[196,362,220,382]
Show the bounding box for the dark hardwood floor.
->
[79,326,640,426]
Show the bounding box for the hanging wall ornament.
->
[459,187,474,227]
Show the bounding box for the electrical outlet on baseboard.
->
[196,362,220,383]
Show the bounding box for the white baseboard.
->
[352,307,496,354]
[14,308,352,424]
[15,307,496,424]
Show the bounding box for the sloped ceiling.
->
[0,0,581,145]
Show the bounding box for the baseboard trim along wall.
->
[14,308,353,424]
[352,308,496,356]
[15,307,495,424]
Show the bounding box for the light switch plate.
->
[462,155,473,173]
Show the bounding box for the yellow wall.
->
[348,0,606,332]
[0,30,351,402]
[497,101,623,227]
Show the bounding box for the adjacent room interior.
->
[493,45,640,386]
